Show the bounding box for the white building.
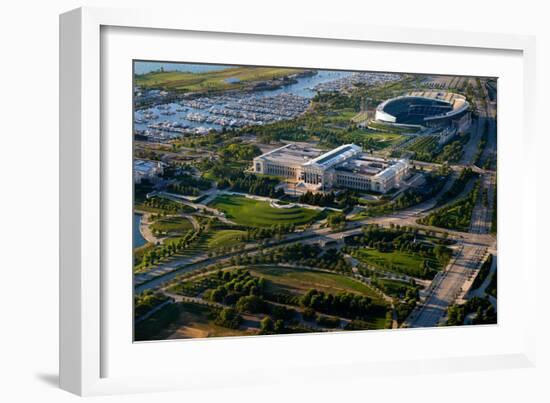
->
[134,159,164,184]
[334,156,409,193]
[253,144,323,181]
[253,143,409,193]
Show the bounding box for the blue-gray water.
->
[134,62,351,135]
[134,62,233,75]
[134,213,147,248]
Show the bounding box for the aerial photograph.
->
[132,61,497,341]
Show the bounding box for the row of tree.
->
[300,289,374,320]
[140,229,199,267]
[436,167,477,207]
[140,196,188,214]
[298,191,336,207]
[205,269,265,305]
[227,243,352,274]
[218,174,284,198]
[446,296,496,326]
[419,179,480,231]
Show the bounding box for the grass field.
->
[375,278,417,299]
[207,229,247,249]
[367,121,420,134]
[135,230,215,272]
[336,130,405,151]
[248,265,388,329]
[405,135,439,154]
[248,266,384,303]
[351,111,369,123]
[177,231,214,256]
[209,194,320,227]
[358,132,405,149]
[135,66,304,93]
[149,216,194,236]
[353,248,439,279]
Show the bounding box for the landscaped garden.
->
[209,194,321,227]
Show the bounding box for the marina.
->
[134,69,404,140]
[133,69,355,139]
[313,72,403,93]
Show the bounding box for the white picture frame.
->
[60,6,538,396]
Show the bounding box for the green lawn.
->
[364,132,405,145]
[339,130,405,151]
[375,278,417,299]
[367,121,420,133]
[406,135,438,154]
[176,231,214,257]
[353,248,439,279]
[248,266,384,303]
[150,216,194,235]
[351,111,369,123]
[135,66,304,93]
[247,266,388,329]
[209,194,320,227]
[135,231,214,272]
[207,229,247,249]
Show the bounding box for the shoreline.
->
[135,211,161,245]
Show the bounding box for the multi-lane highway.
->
[403,243,487,327]
[403,90,497,327]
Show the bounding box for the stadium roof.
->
[376,92,469,124]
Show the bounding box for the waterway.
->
[134,213,147,248]
[134,62,233,75]
[134,63,352,136]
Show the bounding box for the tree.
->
[215,308,242,329]
[236,295,265,314]
[274,320,285,333]
[260,316,274,333]
[327,212,346,229]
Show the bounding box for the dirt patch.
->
[166,325,208,339]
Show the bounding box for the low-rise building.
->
[334,156,409,193]
[253,144,323,181]
[134,159,164,184]
[253,143,409,193]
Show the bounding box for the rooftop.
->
[304,143,362,169]
[255,144,323,166]
[134,159,162,175]
[335,155,390,177]
[374,159,409,181]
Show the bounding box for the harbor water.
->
[134,213,147,248]
[134,63,352,136]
